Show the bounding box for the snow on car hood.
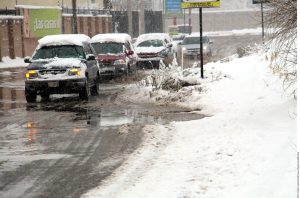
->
[44,58,83,68]
[135,46,165,54]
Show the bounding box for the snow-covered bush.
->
[139,60,201,92]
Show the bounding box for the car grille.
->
[138,53,159,58]
[39,70,66,75]
[187,49,200,53]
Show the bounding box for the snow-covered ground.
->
[82,48,297,197]
[0,57,28,69]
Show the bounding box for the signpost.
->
[181,0,220,79]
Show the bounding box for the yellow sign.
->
[181,1,220,8]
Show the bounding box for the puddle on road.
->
[0,68,27,114]
[0,67,205,125]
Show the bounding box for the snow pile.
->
[83,48,296,198]
[0,57,28,69]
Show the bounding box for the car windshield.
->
[182,36,209,45]
[137,40,164,47]
[92,42,124,54]
[32,45,85,60]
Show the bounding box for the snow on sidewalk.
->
[0,57,28,69]
[83,53,297,198]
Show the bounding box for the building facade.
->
[110,0,162,11]
[1,0,104,9]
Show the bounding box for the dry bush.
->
[264,0,297,97]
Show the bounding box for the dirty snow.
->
[83,48,296,198]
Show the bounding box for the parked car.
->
[134,33,175,69]
[91,33,137,77]
[179,33,213,59]
[24,34,100,102]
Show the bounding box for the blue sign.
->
[165,0,182,13]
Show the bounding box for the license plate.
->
[48,81,59,87]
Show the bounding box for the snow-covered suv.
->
[24,34,100,102]
[91,33,137,77]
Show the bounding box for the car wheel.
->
[79,78,90,100]
[25,89,37,103]
[91,75,100,96]
[40,93,50,101]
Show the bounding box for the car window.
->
[182,36,209,45]
[137,40,164,47]
[92,42,124,54]
[83,43,94,55]
[32,45,85,60]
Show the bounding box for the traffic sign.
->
[165,0,182,14]
[181,0,220,9]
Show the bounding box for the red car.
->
[91,33,137,77]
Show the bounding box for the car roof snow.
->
[38,34,91,48]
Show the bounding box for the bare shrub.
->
[264,0,297,97]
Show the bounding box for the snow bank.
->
[83,48,296,198]
[0,57,28,69]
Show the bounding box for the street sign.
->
[252,0,261,4]
[181,0,220,9]
[165,0,182,14]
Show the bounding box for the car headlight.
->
[203,46,208,50]
[68,68,81,76]
[182,47,187,51]
[160,50,168,57]
[113,59,126,65]
[25,70,38,79]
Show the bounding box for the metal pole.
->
[188,8,191,34]
[183,9,186,34]
[72,0,78,34]
[260,0,265,44]
[199,7,203,79]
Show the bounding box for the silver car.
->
[179,34,212,59]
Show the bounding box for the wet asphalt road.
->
[0,34,261,198]
[0,68,204,198]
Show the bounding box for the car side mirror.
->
[209,41,213,44]
[86,54,96,61]
[178,42,182,45]
[167,43,173,48]
[24,56,31,63]
[127,50,134,56]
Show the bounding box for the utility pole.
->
[127,0,133,36]
[139,0,145,35]
[72,0,78,34]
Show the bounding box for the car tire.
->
[91,75,100,96]
[25,89,37,103]
[79,78,90,100]
[40,93,50,101]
